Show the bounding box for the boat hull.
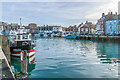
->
[10,45,35,58]
[53,35,61,38]
[65,35,77,39]
[11,49,35,58]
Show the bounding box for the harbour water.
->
[11,37,119,78]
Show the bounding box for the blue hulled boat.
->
[65,34,77,39]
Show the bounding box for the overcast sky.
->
[1,0,119,27]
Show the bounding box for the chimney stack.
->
[102,13,105,17]
[111,12,113,15]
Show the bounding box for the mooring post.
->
[21,50,27,79]
[7,39,11,64]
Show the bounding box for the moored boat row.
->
[34,32,77,39]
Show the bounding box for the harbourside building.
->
[105,19,120,35]
[1,22,9,34]
[38,25,63,34]
[64,25,78,34]
[78,21,96,34]
[9,23,19,30]
[53,25,62,33]
[0,22,3,34]
[28,23,37,34]
[23,26,30,33]
[38,25,53,33]
[80,25,90,34]
[96,12,118,34]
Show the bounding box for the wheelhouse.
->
[14,33,31,41]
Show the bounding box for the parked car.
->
[107,33,114,36]
[88,33,95,35]
[95,31,104,35]
[116,34,120,36]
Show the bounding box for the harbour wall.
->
[76,35,120,41]
[0,34,15,80]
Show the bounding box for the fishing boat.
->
[40,32,44,37]
[34,33,40,38]
[65,34,77,39]
[43,33,48,37]
[9,18,35,58]
[61,33,66,38]
[53,33,61,38]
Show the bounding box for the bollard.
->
[21,50,27,80]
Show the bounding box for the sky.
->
[0,0,119,27]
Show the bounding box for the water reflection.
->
[94,40,119,64]
[30,38,118,78]
[11,55,36,77]
[11,38,119,78]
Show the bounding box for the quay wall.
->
[0,34,15,79]
[2,35,11,64]
[76,35,120,41]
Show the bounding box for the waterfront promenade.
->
[0,35,15,80]
[0,46,15,79]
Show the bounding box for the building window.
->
[86,28,88,31]
[114,26,116,29]
[114,21,116,24]
[109,26,112,29]
[109,31,111,33]
[23,35,28,39]
[110,21,112,25]
[82,28,84,31]
[119,20,120,24]
[118,26,120,29]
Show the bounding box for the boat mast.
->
[20,18,22,28]
[19,18,23,33]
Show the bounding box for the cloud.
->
[84,0,119,23]
[1,1,119,27]
[0,3,2,21]
[1,0,113,2]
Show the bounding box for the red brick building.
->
[80,25,90,33]
[78,21,91,33]
[28,23,37,34]
[65,25,78,32]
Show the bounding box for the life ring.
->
[22,42,29,46]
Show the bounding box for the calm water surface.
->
[11,37,119,78]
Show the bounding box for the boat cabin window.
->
[18,35,20,40]
[22,35,28,39]
[14,36,16,40]
[29,35,31,39]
